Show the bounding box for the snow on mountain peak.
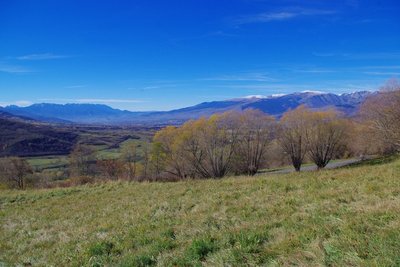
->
[243,95,267,99]
[300,90,325,94]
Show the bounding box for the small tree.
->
[150,142,167,177]
[96,159,124,180]
[141,141,151,179]
[0,157,33,189]
[121,141,138,181]
[69,144,96,176]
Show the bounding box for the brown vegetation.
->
[360,79,400,153]
[0,157,33,189]
[306,110,347,169]
[69,144,96,176]
[278,106,311,171]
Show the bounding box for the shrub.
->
[88,241,115,257]
[120,254,156,267]
[187,236,218,261]
[69,176,95,186]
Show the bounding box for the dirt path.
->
[260,158,363,175]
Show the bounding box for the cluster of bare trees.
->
[152,107,349,179]
[152,110,275,179]
[279,106,347,171]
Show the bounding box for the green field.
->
[1,157,400,266]
[24,136,150,178]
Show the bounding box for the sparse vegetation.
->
[0,157,33,189]
[1,157,399,266]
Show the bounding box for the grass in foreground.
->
[1,159,400,266]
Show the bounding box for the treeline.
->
[1,80,399,189]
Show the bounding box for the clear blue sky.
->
[0,0,399,111]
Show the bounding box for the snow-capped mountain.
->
[3,91,372,125]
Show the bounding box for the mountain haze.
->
[3,91,372,125]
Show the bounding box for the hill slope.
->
[1,157,399,266]
[0,113,78,157]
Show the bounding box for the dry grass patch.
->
[1,158,400,266]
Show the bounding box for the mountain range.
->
[1,91,372,125]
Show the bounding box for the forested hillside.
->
[0,114,77,157]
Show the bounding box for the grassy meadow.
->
[1,157,400,266]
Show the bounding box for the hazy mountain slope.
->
[4,103,147,124]
[244,91,371,116]
[0,109,37,122]
[3,91,372,124]
[0,113,78,157]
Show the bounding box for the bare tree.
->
[306,110,347,169]
[360,79,400,152]
[69,144,96,176]
[199,112,241,178]
[234,109,276,175]
[121,141,138,180]
[278,106,311,171]
[179,119,209,178]
[96,159,124,180]
[174,112,241,178]
[0,157,33,189]
[150,142,166,177]
[153,126,189,179]
[141,141,150,179]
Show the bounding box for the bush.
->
[70,176,95,186]
[88,241,116,257]
[120,254,156,267]
[187,236,218,261]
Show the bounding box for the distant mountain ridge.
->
[4,103,147,124]
[2,91,373,125]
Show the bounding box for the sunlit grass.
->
[1,158,399,266]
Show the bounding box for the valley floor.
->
[1,157,400,266]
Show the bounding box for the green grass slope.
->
[1,159,400,266]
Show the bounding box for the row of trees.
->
[64,111,275,182]
[153,107,347,179]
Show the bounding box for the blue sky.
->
[0,0,399,111]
